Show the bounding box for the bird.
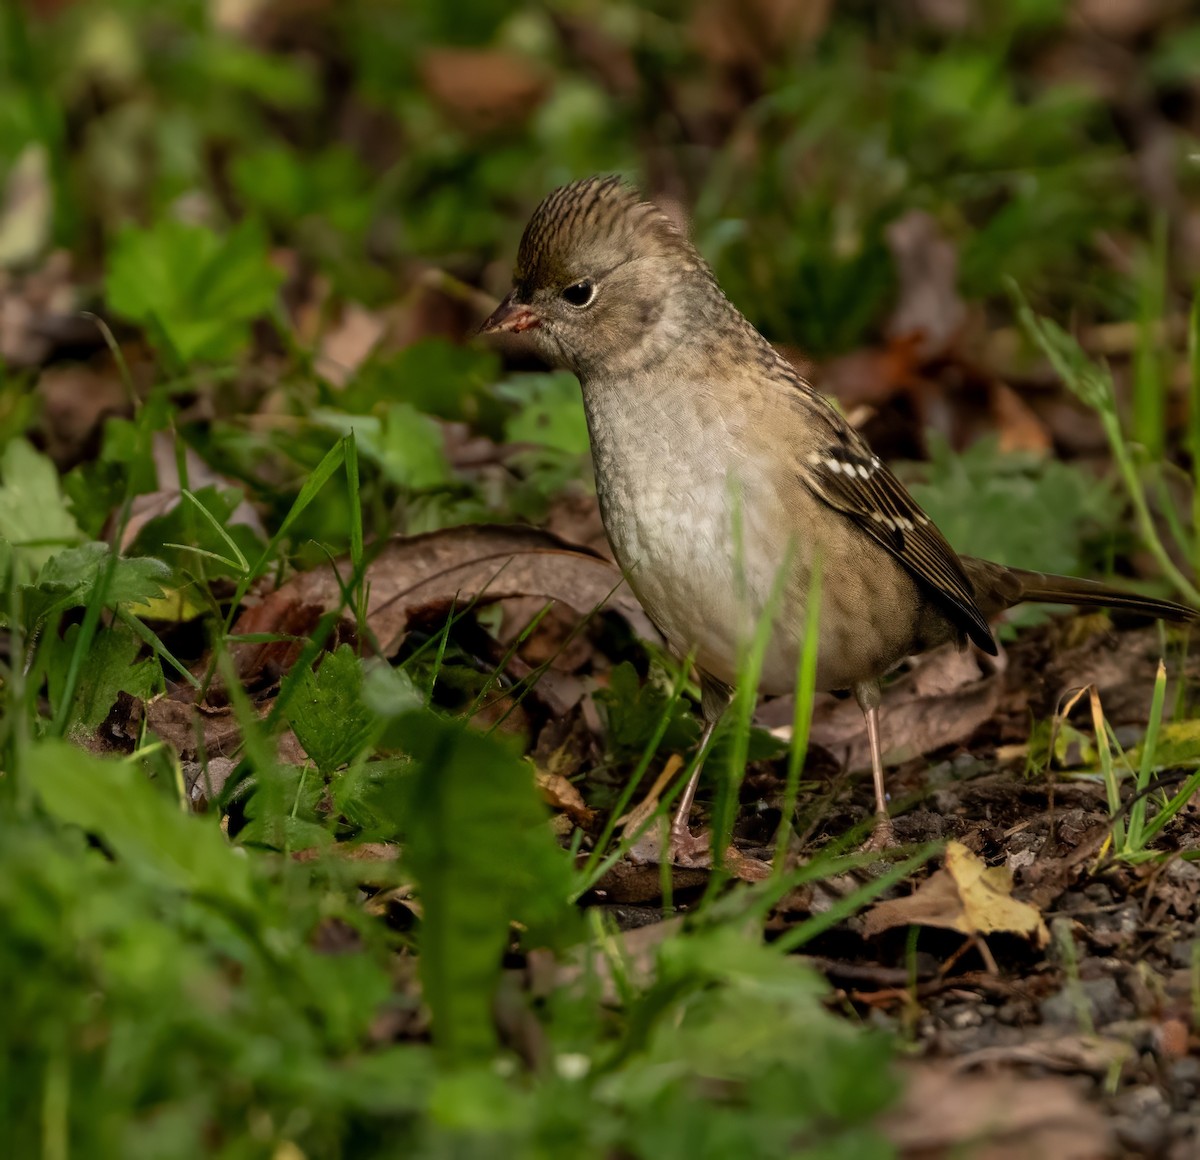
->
[479,175,1196,862]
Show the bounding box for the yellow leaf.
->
[862,840,1048,947]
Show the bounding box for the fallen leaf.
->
[885,209,967,360]
[863,840,1049,947]
[119,431,267,554]
[316,301,385,386]
[802,642,1002,770]
[880,1062,1111,1159]
[535,766,597,828]
[990,381,1052,455]
[690,0,831,71]
[36,365,130,465]
[236,524,659,657]
[0,143,52,269]
[420,49,548,132]
[1070,0,1170,39]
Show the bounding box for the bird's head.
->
[479,176,718,379]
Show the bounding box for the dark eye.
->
[561,280,595,308]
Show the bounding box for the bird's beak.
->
[478,291,541,335]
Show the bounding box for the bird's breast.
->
[579,376,935,695]
[582,379,808,690]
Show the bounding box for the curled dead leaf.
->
[863,840,1049,948]
[881,1062,1111,1159]
[535,766,597,828]
[805,642,1001,770]
[885,209,967,361]
[235,524,658,664]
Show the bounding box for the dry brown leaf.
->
[0,143,52,269]
[236,524,658,658]
[119,432,267,554]
[880,1062,1111,1159]
[1070,0,1172,38]
[885,209,968,360]
[535,767,597,828]
[37,364,130,464]
[863,840,1049,947]
[806,642,1001,769]
[990,381,1052,455]
[0,250,81,368]
[316,301,385,386]
[690,0,831,70]
[420,49,548,132]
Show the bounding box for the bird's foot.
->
[625,818,712,867]
[666,820,714,868]
[860,813,898,853]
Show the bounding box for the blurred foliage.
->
[3,0,1192,348]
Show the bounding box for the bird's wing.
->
[792,393,997,654]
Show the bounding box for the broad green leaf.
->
[0,439,82,580]
[339,340,500,421]
[106,217,281,363]
[45,620,162,733]
[288,645,376,775]
[500,372,590,457]
[314,405,451,490]
[35,542,171,607]
[388,710,578,1061]
[27,741,254,907]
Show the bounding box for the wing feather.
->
[792,395,997,653]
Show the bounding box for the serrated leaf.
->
[45,620,163,734]
[36,542,171,606]
[287,645,376,774]
[106,217,281,363]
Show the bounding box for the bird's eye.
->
[561,280,595,308]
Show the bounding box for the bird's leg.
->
[667,675,732,865]
[854,680,896,850]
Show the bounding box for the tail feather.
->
[961,557,1197,624]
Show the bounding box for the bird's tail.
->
[961,557,1197,623]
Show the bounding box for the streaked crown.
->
[514,176,697,297]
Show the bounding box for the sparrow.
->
[480,175,1196,861]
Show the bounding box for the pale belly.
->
[585,390,926,694]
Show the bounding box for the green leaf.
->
[314,405,451,490]
[499,372,590,456]
[126,485,261,577]
[35,542,171,607]
[596,661,700,759]
[387,710,578,1062]
[905,436,1118,587]
[340,339,501,423]
[287,645,376,775]
[26,741,254,907]
[0,439,82,580]
[45,620,162,734]
[106,217,282,363]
